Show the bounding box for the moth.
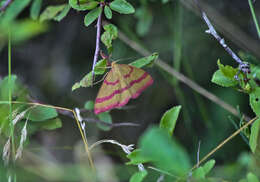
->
[94,62,153,114]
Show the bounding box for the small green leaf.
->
[192,167,205,179]
[159,105,181,136]
[130,53,158,68]
[104,5,112,19]
[211,70,238,87]
[69,0,99,11]
[249,88,260,117]
[0,0,31,25]
[39,4,68,22]
[30,0,42,20]
[38,118,62,130]
[97,112,112,131]
[84,7,102,27]
[84,100,94,110]
[202,159,215,175]
[101,24,118,52]
[217,59,238,79]
[27,106,58,122]
[54,5,71,21]
[129,170,147,182]
[140,127,191,175]
[0,75,17,100]
[249,118,260,153]
[247,173,259,182]
[127,149,151,165]
[110,0,135,14]
[72,59,107,91]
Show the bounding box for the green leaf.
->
[54,5,71,22]
[72,59,107,91]
[202,159,215,175]
[69,0,99,11]
[97,112,112,131]
[104,5,112,19]
[0,0,31,25]
[110,0,135,14]
[130,53,158,68]
[30,0,42,20]
[249,118,260,153]
[129,170,147,182]
[0,75,17,100]
[217,59,238,79]
[27,106,58,122]
[8,20,48,42]
[84,7,102,27]
[192,167,205,179]
[38,118,62,130]
[84,100,94,110]
[211,70,238,87]
[39,4,69,22]
[101,24,118,53]
[140,127,191,176]
[247,173,259,182]
[192,159,215,180]
[159,106,181,136]
[127,149,151,165]
[249,88,260,117]
[135,6,153,36]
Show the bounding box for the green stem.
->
[8,29,16,181]
[248,0,260,38]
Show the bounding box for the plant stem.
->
[248,0,260,38]
[91,5,103,85]
[8,29,16,181]
[0,0,12,11]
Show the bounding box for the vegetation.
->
[0,0,260,181]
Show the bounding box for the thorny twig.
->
[194,0,251,75]
[0,0,12,12]
[58,109,139,128]
[91,3,103,85]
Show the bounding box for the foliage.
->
[1,0,260,182]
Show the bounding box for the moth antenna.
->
[112,56,137,64]
[92,72,109,85]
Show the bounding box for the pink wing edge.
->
[94,77,153,114]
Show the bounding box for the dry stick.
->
[194,0,250,74]
[91,5,103,85]
[191,116,257,170]
[181,0,260,58]
[117,30,250,121]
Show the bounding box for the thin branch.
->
[91,4,103,85]
[194,0,250,74]
[58,109,139,128]
[191,116,257,170]
[248,0,260,38]
[115,26,251,121]
[0,0,12,12]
